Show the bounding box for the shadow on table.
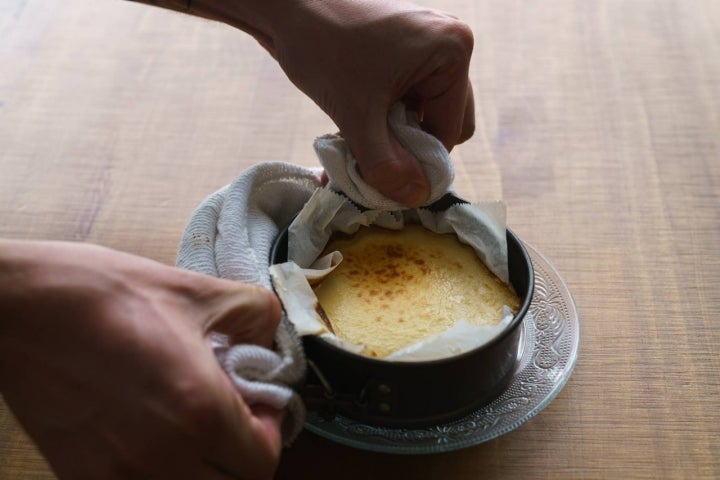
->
[275,426,533,480]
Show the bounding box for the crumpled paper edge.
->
[269,187,515,362]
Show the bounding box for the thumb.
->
[344,105,430,207]
[199,281,282,349]
[250,404,285,454]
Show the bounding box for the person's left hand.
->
[0,241,284,480]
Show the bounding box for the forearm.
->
[0,240,105,315]
[121,0,474,206]
[0,240,146,380]
[0,241,97,373]
[0,238,285,477]
[124,0,291,56]
[0,240,54,388]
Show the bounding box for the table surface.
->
[1,0,719,478]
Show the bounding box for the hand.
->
[0,241,283,479]
[270,0,475,206]
[161,0,474,206]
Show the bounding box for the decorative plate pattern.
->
[302,242,580,454]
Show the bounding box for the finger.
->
[203,283,282,348]
[250,404,284,453]
[417,72,470,152]
[458,82,475,145]
[413,25,473,151]
[343,104,430,207]
[203,383,283,480]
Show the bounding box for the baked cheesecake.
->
[312,225,520,358]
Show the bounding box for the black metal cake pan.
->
[270,195,534,428]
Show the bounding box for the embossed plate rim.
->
[302,242,580,454]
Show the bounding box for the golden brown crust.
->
[312,225,519,358]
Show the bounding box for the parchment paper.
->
[270,187,514,362]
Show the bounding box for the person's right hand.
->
[175,0,474,206]
[214,0,474,207]
[0,240,283,480]
[269,0,475,207]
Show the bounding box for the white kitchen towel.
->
[177,162,320,444]
[175,104,455,444]
[315,103,454,210]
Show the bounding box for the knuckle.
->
[209,285,281,346]
[440,20,474,60]
[244,284,278,311]
[233,284,279,316]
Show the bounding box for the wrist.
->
[189,0,294,56]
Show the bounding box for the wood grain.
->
[1,0,719,478]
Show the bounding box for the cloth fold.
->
[314,103,455,210]
[175,104,455,444]
[177,163,321,444]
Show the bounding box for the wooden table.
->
[1,0,719,478]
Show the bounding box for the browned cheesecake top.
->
[312,225,520,358]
